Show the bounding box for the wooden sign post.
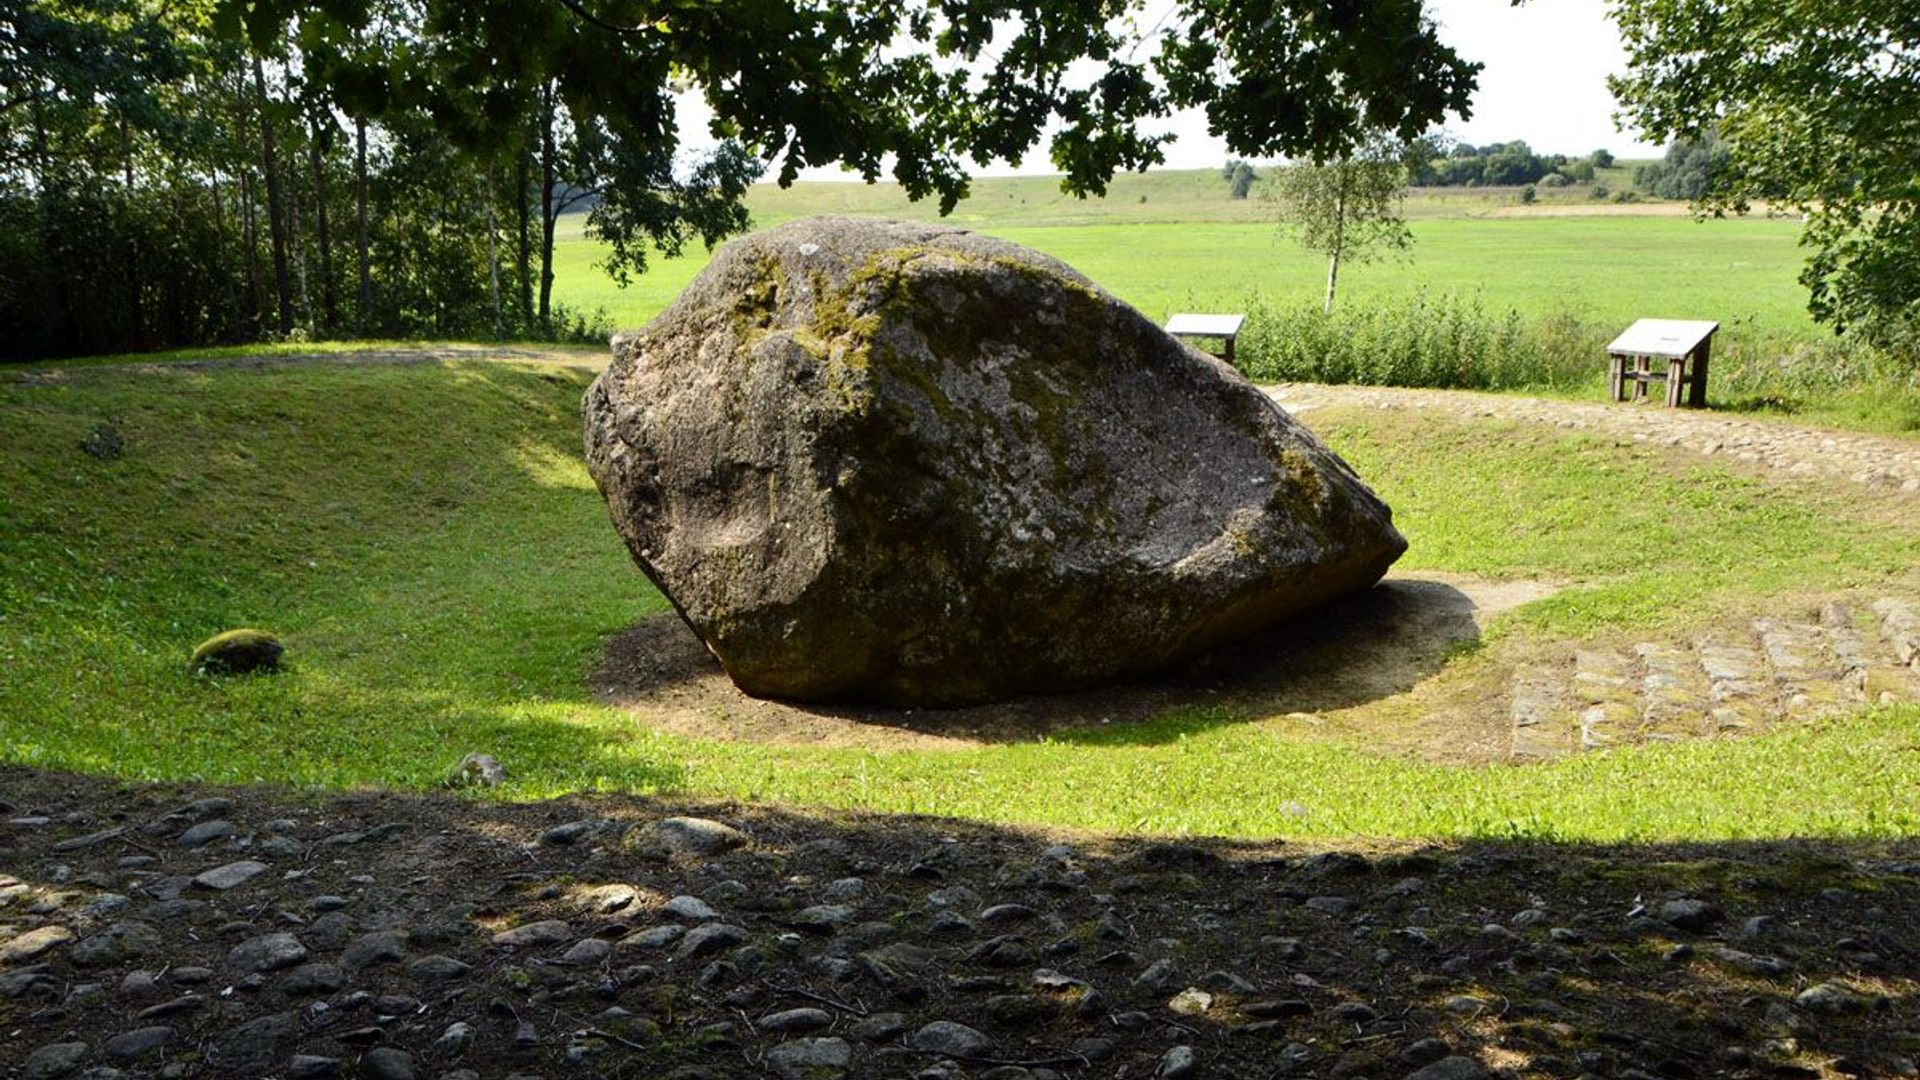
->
[1605,318,1718,408]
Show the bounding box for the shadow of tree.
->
[1,765,1915,1079]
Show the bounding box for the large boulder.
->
[582,216,1405,705]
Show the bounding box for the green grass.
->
[555,208,1813,341]
[4,361,1917,841]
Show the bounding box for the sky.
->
[677,0,1660,181]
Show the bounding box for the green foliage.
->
[1635,133,1729,200]
[1220,159,1258,199]
[1265,134,1414,310]
[1232,292,1592,391]
[1519,183,1537,204]
[1611,0,1920,357]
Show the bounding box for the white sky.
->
[677,0,1658,181]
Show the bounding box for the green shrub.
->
[1228,291,1592,391]
[1220,293,1919,407]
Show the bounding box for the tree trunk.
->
[290,154,310,329]
[515,131,533,325]
[355,117,371,334]
[241,170,264,335]
[310,118,337,334]
[537,80,558,330]
[1323,175,1348,313]
[252,57,293,336]
[120,114,142,348]
[210,169,241,341]
[487,165,503,339]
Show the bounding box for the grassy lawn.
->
[555,211,1812,340]
[552,170,1813,341]
[4,360,1916,842]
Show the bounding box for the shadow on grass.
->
[0,763,1915,1077]
[594,577,1503,748]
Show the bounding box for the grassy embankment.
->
[4,359,1916,841]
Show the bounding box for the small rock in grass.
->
[1660,898,1719,932]
[446,753,506,789]
[229,932,308,973]
[177,819,237,848]
[1796,982,1876,1014]
[189,628,283,675]
[359,1047,415,1080]
[24,1042,90,1079]
[0,925,74,964]
[492,920,573,948]
[625,817,747,858]
[765,1037,851,1080]
[192,860,268,891]
[406,955,471,980]
[71,921,163,966]
[662,895,719,922]
[102,1026,173,1062]
[758,1007,833,1034]
[287,1057,341,1079]
[1168,988,1213,1016]
[1401,1038,1453,1066]
[1158,1045,1199,1078]
[1406,1057,1493,1080]
[561,938,612,966]
[910,1021,994,1058]
[435,1022,473,1057]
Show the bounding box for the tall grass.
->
[1226,291,1920,430]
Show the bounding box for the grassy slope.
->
[4,361,1916,841]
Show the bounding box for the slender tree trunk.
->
[515,132,533,325]
[487,165,503,339]
[290,156,310,329]
[355,117,371,333]
[241,170,264,335]
[251,57,293,336]
[120,114,141,347]
[1323,177,1348,313]
[210,169,240,340]
[310,120,337,334]
[537,80,557,330]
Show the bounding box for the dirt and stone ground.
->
[5,766,1920,1080]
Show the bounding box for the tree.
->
[1265,134,1415,312]
[1635,133,1728,201]
[1221,160,1258,199]
[1611,0,1920,349]
[225,0,1478,212]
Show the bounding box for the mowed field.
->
[550,167,1815,342]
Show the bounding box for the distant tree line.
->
[1411,141,1613,188]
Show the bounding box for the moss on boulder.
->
[582,216,1406,706]
[190,628,283,676]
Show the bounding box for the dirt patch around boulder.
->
[591,572,1559,751]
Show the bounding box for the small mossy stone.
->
[190,629,284,675]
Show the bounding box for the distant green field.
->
[553,210,1812,341]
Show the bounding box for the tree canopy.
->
[1611,0,1920,351]
[3,0,1482,359]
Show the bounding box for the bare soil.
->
[590,573,1558,752]
[4,766,1918,1080]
